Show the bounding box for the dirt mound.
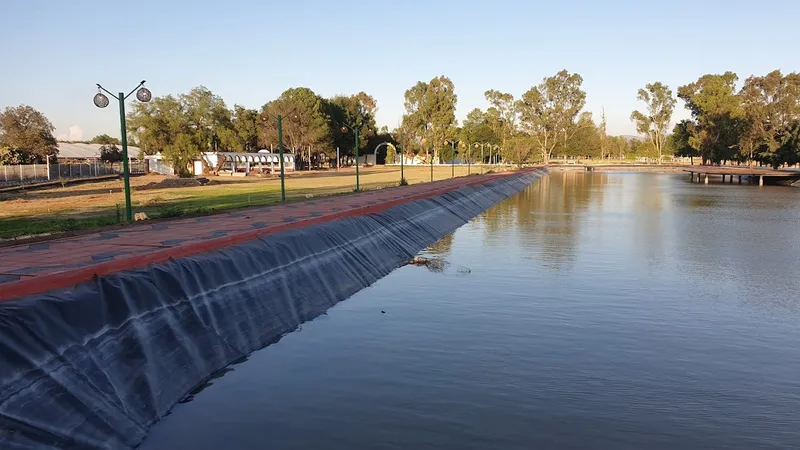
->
[136,177,211,191]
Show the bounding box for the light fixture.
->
[136,84,152,103]
[94,89,109,108]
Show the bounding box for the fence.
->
[0,161,146,186]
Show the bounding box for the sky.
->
[2,0,799,141]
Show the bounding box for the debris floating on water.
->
[405,256,456,274]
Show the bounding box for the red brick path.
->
[0,171,528,301]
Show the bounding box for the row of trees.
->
[126,87,391,174]
[673,71,800,168]
[400,69,800,168]
[398,71,668,165]
[3,70,798,169]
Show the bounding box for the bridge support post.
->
[704,174,709,184]
[759,175,764,186]
[738,176,742,184]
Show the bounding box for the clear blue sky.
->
[2,0,798,141]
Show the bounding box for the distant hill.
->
[618,135,642,141]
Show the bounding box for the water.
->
[143,172,800,450]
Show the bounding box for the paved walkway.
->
[0,172,518,301]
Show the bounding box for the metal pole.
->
[355,128,360,192]
[118,92,133,222]
[468,144,471,175]
[481,145,484,174]
[278,115,286,202]
[430,144,434,182]
[336,147,340,172]
[451,142,455,178]
[400,144,404,183]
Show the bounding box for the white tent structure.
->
[56,143,141,161]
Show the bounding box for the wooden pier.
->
[684,167,800,186]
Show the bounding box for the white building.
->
[144,151,296,176]
[56,143,141,161]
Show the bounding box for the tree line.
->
[2,69,798,170]
[126,86,393,175]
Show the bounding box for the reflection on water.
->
[144,173,800,450]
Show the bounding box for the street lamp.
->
[446,140,458,178]
[466,142,472,175]
[472,142,489,174]
[260,113,289,201]
[341,123,360,192]
[94,80,151,223]
[277,115,287,201]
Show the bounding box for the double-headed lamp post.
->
[94,80,152,223]
[341,123,360,192]
[446,140,459,178]
[473,142,489,174]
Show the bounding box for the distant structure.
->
[144,151,296,176]
[56,142,141,163]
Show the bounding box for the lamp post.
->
[277,115,286,202]
[468,142,472,175]
[341,123,360,192]
[446,140,458,178]
[430,142,434,182]
[472,142,488,174]
[399,142,405,184]
[94,80,151,223]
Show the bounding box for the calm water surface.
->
[144,172,800,450]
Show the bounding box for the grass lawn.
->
[0,165,507,241]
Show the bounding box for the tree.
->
[516,70,587,164]
[128,94,185,156]
[739,71,800,167]
[230,105,260,152]
[505,134,536,166]
[775,122,800,168]
[385,144,396,164]
[678,72,743,164]
[327,92,377,156]
[671,120,700,164]
[484,90,517,150]
[162,133,199,177]
[459,108,497,145]
[99,145,123,169]
[0,105,58,164]
[259,87,330,153]
[181,86,234,153]
[607,136,630,159]
[565,113,601,158]
[401,76,458,162]
[128,86,236,174]
[90,134,120,145]
[630,82,676,164]
[599,109,608,159]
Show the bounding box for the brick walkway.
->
[0,172,523,301]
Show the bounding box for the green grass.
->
[0,216,122,240]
